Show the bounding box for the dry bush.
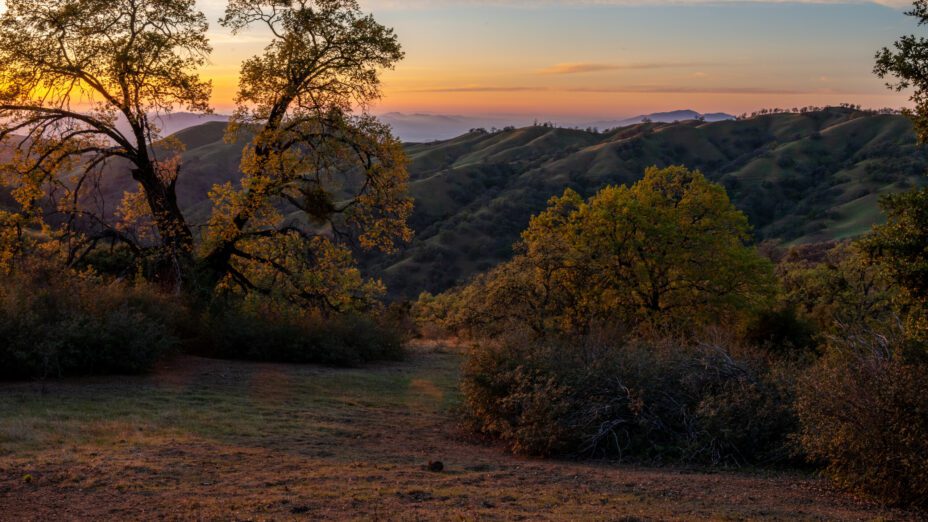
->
[797,327,928,508]
[462,330,798,465]
[0,265,179,379]
[202,298,406,367]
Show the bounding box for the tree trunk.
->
[132,166,194,293]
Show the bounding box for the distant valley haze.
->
[375,110,737,142]
[155,109,738,142]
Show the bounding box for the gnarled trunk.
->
[132,165,194,293]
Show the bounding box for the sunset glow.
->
[199,0,914,120]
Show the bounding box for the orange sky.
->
[199,0,914,120]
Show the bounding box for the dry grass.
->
[0,342,918,521]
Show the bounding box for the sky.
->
[198,0,919,122]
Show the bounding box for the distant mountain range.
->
[114,112,231,138]
[376,113,530,143]
[582,110,735,130]
[378,110,736,143]
[368,108,925,297]
[127,110,736,144]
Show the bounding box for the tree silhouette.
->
[0,0,212,288]
[0,0,411,311]
[875,0,928,142]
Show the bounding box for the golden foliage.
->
[443,166,776,336]
[797,327,928,507]
[202,0,411,311]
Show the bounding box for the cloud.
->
[359,0,911,9]
[539,63,620,75]
[406,84,858,95]
[568,85,847,94]
[409,86,549,92]
[538,62,712,75]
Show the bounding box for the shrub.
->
[744,305,817,357]
[462,330,798,465]
[797,328,928,508]
[203,298,405,367]
[778,242,895,336]
[0,266,179,379]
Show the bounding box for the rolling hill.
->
[582,110,735,130]
[376,110,735,142]
[368,107,927,298]
[4,107,924,299]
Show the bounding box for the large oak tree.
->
[203,0,412,310]
[0,0,212,286]
[0,0,411,309]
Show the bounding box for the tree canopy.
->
[0,0,212,285]
[875,0,928,142]
[860,189,928,343]
[446,166,776,336]
[0,0,411,311]
[202,0,411,311]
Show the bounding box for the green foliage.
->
[444,166,776,336]
[744,305,817,357]
[778,242,896,335]
[369,109,928,298]
[797,327,928,508]
[875,0,928,143]
[0,265,179,379]
[461,331,798,465]
[860,188,928,343]
[203,298,405,367]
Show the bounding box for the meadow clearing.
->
[0,342,914,521]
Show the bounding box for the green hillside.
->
[370,108,927,298]
[8,107,921,299]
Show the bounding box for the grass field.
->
[0,343,918,521]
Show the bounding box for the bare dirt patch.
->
[0,343,918,521]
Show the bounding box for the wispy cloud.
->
[409,86,549,92]
[568,85,847,94]
[408,85,858,95]
[539,63,621,75]
[538,62,712,75]
[360,0,910,9]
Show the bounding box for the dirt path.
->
[0,344,918,521]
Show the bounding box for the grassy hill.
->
[5,107,924,299]
[368,108,927,298]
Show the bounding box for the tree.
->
[0,0,212,288]
[448,166,776,335]
[873,3,928,342]
[201,0,412,311]
[860,189,928,343]
[778,242,895,334]
[0,0,411,311]
[875,0,928,143]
